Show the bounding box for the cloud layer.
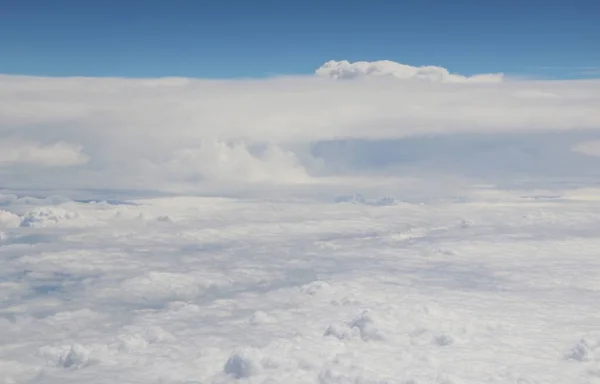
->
[1,60,600,192]
[2,188,600,383]
[0,140,88,167]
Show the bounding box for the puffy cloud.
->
[315,60,504,83]
[163,141,310,184]
[0,210,21,228]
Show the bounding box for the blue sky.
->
[1,0,599,79]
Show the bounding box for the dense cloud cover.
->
[2,61,600,384]
[1,60,599,192]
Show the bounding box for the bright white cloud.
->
[2,189,600,383]
[2,60,600,384]
[315,60,505,83]
[0,61,599,191]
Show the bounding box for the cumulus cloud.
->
[0,61,599,191]
[0,210,21,228]
[163,140,310,184]
[315,60,505,83]
[19,207,81,228]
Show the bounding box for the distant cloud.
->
[315,60,504,83]
[0,140,88,167]
[0,62,599,192]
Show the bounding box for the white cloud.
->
[0,210,21,228]
[163,141,310,184]
[2,190,600,383]
[0,61,599,191]
[315,60,505,83]
[0,140,88,167]
[2,61,599,384]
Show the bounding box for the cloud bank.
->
[1,60,599,192]
[0,140,88,166]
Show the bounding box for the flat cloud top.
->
[1,60,600,192]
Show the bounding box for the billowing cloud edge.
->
[315,60,504,83]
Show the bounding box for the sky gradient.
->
[2,0,599,79]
